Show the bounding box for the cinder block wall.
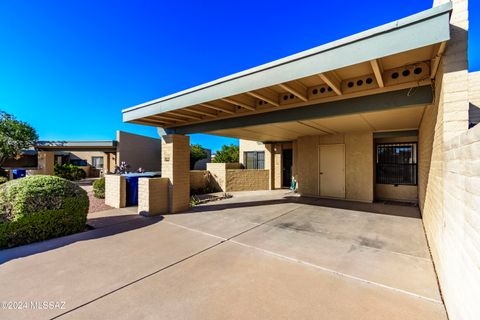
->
[105,175,126,208]
[225,170,269,191]
[419,1,480,319]
[138,177,168,216]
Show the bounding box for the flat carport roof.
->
[122,3,452,141]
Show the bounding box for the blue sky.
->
[1,0,478,152]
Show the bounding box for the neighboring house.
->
[193,148,212,170]
[121,2,479,319]
[3,130,161,178]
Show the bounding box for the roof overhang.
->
[122,3,452,137]
[36,140,117,152]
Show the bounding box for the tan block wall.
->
[206,163,227,191]
[37,151,55,175]
[225,170,269,191]
[274,144,282,189]
[138,177,169,216]
[420,1,478,319]
[470,71,480,106]
[190,170,209,191]
[105,174,126,208]
[117,130,161,172]
[375,185,418,202]
[161,134,190,213]
[296,133,373,202]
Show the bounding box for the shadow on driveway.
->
[0,214,163,265]
[189,194,420,219]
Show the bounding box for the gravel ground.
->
[77,179,113,214]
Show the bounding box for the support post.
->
[161,134,190,213]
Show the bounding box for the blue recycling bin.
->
[123,173,161,207]
[125,176,139,206]
[12,169,26,179]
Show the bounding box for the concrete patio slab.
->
[0,191,446,320]
[59,242,447,320]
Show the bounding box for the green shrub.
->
[93,177,105,199]
[0,175,89,248]
[0,177,7,185]
[54,164,87,181]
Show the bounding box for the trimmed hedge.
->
[54,164,87,181]
[0,176,7,185]
[0,175,89,248]
[93,177,105,199]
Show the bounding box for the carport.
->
[122,3,452,213]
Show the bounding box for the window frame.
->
[243,151,265,170]
[91,156,104,169]
[375,142,418,186]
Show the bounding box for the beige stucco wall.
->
[239,139,266,167]
[296,133,373,202]
[117,131,161,172]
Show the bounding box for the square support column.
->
[264,144,275,190]
[161,134,190,213]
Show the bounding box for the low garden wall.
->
[225,169,269,191]
[105,175,126,208]
[201,163,269,193]
[138,177,168,216]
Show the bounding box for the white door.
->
[319,144,345,198]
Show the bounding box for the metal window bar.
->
[376,143,417,185]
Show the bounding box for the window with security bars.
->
[376,143,417,185]
[244,151,265,169]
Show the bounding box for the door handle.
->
[320,172,324,175]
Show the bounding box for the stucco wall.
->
[296,133,373,202]
[117,131,161,172]
[239,139,266,166]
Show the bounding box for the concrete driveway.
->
[0,190,447,320]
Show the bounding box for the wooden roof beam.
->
[151,115,187,123]
[431,41,447,79]
[318,72,342,95]
[167,111,202,120]
[245,91,279,107]
[221,98,256,111]
[186,108,217,118]
[199,103,235,115]
[277,82,308,102]
[370,59,385,88]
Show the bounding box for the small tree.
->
[0,111,38,170]
[213,144,239,163]
[190,144,208,170]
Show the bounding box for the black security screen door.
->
[376,143,417,185]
